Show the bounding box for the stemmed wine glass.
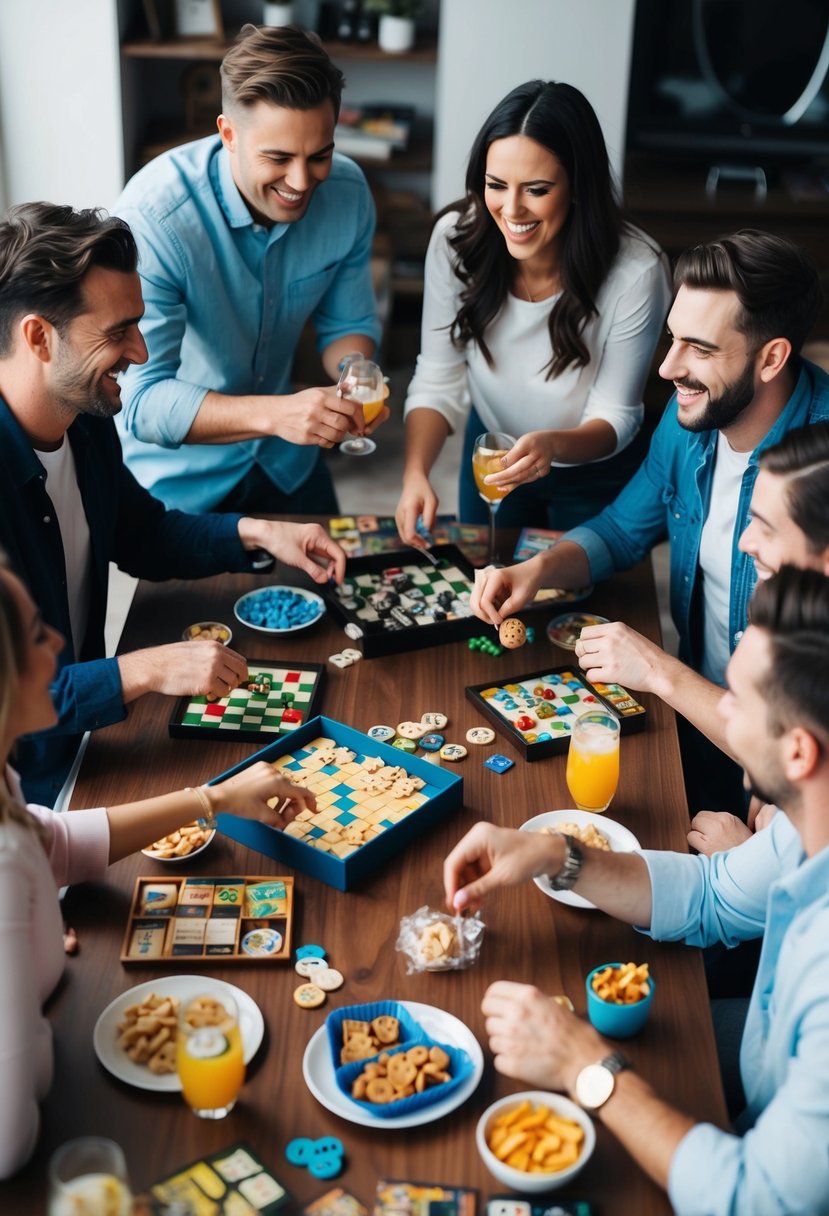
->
[472,430,517,566]
[337,356,388,456]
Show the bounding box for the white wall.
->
[433,0,636,208]
[0,0,124,209]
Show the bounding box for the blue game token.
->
[296,944,327,960]
[313,1137,344,1157]
[285,1137,315,1165]
[419,732,444,751]
[484,754,514,774]
[308,1154,344,1180]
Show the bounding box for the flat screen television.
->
[627,0,829,166]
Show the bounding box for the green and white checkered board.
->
[337,561,474,628]
[180,665,319,735]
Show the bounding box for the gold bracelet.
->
[186,785,217,829]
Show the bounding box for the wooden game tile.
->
[338,762,363,776]
[315,792,338,810]
[284,822,307,838]
[322,829,345,844]
[330,841,359,859]
[294,808,314,822]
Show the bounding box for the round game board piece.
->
[547,612,609,651]
[308,1154,344,1180]
[367,724,396,741]
[296,943,327,960]
[466,726,495,745]
[241,927,283,957]
[392,736,418,753]
[313,1137,344,1158]
[421,711,449,729]
[295,955,330,977]
[396,720,428,740]
[439,743,468,762]
[313,967,345,991]
[293,982,326,1009]
[499,618,527,649]
[285,1137,315,1165]
[418,732,445,752]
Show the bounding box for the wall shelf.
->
[121,35,438,64]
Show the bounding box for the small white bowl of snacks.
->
[476,1091,595,1192]
[141,821,215,863]
[182,621,233,645]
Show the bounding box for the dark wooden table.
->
[2,545,727,1214]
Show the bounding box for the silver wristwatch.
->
[548,833,584,890]
[575,1051,632,1111]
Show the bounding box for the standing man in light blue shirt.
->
[114,24,383,515]
[443,565,829,1216]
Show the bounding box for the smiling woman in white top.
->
[395,79,672,542]
[0,557,315,1179]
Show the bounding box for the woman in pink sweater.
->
[0,559,314,1178]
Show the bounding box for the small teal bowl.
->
[585,963,654,1038]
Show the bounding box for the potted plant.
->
[363,0,423,54]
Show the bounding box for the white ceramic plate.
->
[233,586,325,635]
[520,809,642,910]
[93,975,264,1092]
[140,824,216,864]
[302,1000,483,1129]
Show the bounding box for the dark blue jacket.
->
[0,397,254,805]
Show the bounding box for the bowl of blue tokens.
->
[233,585,326,634]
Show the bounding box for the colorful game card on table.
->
[374,1180,477,1216]
[145,1140,290,1214]
[168,660,324,742]
[466,666,646,761]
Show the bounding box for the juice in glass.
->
[348,381,389,426]
[566,711,620,813]
[177,994,244,1118]
[472,446,511,502]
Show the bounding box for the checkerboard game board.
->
[168,662,325,743]
[273,735,440,860]
[466,666,646,760]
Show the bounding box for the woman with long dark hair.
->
[395,80,672,541]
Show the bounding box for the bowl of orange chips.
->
[586,961,654,1038]
[476,1091,595,1191]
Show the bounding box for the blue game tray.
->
[209,716,464,891]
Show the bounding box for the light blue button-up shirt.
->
[640,815,829,1214]
[114,136,380,512]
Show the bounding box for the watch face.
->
[576,1061,616,1110]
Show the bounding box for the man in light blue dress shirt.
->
[443,566,829,1214]
[114,24,382,515]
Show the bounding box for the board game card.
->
[487,1199,593,1216]
[304,1187,368,1216]
[147,1140,290,1215]
[374,1180,476,1216]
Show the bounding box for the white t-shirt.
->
[36,439,91,655]
[404,212,672,460]
[698,432,751,685]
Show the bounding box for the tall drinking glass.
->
[177,991,245,1118]
[48,1137,132,1216]
[338,356,388,456]
[472,431,517,566]
[566,710,620,813]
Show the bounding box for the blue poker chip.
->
[296,944,327,960]
[419,732,445,752]
[285,1137,315,1165]
[484,753,515,774]
[308,1153,344,1180]
[313,1137,344,1158]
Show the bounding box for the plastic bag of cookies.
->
[395,905,485,974]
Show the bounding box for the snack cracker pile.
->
[486,1100,585,1173]
[591,962,651,1004]
[117,991,180,1074]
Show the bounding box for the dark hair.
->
[445,80,628,378]
[0,202,137,358]
[750,565,829,740]
[221,23,344,120]
[760,423,829,554]
[674,230,822,356]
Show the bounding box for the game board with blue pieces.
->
[466,666,646,760]
[169,662,325,743]
[273,735,441,859]
[333,559,474,631]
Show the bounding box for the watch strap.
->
[548,833,585,891]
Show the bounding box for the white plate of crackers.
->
[93,975,264,1092]
[302,1000,484,1129]
[141,820,215,863]
[520,809,642,911]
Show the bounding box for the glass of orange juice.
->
[566,710,620,813]
[472,431,517,566]
[338,356,388,456]
[177,992,245,1118]
[48,1137,132,1215]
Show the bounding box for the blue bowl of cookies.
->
[327,1001,474,1119]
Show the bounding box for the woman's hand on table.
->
[444,821,563,913]
[482,430,557,490]
[471,558,543,625]
[207,761,316,826]
[238,520,346,584]
[575,621,668,696]
[482,980,605,1094]
[395,470,439,547]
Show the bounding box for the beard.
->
[743,760,795,811]
[52,344,120,421]
[676,357,757,434]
